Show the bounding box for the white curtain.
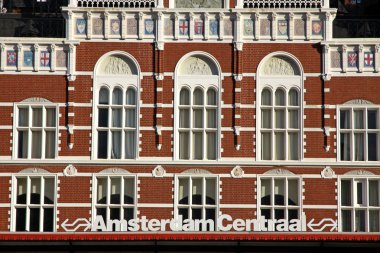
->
[46,108,56,127]
[193,132,203,159]
[179,109,189,128]
[206,132,216,160]
[179,132,189,159]
[44,178,55,204]
[369,210,380,232]
[288,109,299,129]
[275,132,285,160]
[288,179,299,205]
[355,210,365,232]
[275,109,285,128]
[31,131,42,158]
[112,89,123,105]
[288,132,299,160]
[97,178,107,204]
[99,88,109,105]
[180,89,190,105]
[275,89,285,106]
[193,109,203,128]
[207,89,217,105]
[262,109,271,128]
[341,133,351,161]
[111,131,121,159]
[354,110,364,129]
[261,179,271,205]
[178,178,189,204]
[207,109,216,128]
[32,108,42,127]
[125,108,136,128]
[261,89,271,106]
[340,110,350,129]
[16,178,27,204]
[369,181,379,206]
[45,131,55,159]
[274,179,285,205]
[288,89,298,106]
[261,132,271,160]
[354,133,364,161]
[193,89,204,105]
[125,131,135,159]
[112,109,122,128]
[126,88,136,105]
[18,108,29,127]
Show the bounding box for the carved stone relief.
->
[175,0,223,8]
[344,99,373,105]
[98,55,135,75]
[262,56,299,76]
[179,56,217,75]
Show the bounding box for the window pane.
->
[110,177,121,204]
[340,110,350,129]
[261,209,271,219]
[368,133,378,161]
[46,108,56,127]
[341,180,352,206]
[97,178,107,204]
[43,208,54,232]
[126,88,136,105]
[179,132,189,159]
[16,178,27,204]
[125,131,136,159]
[369,181,379,206]
[125,109,136,128]
[206,132,216,160]
[111,131,122,159]
[207,89,217,105]
[31,131,42,159]
[274,179,285,205]
[357,181,363,205]
[354,110,364,129]
[355,210,365,232]
[124,177,135,204]
[179,109,190,128]
[288,132,299,160]
[44,178,55,204]
[98,108,109,127]
[288,110,298,128]
[15,208,26,232]
[261,179,271,205]
[193,132,203,160]
[112,88,123,105]
[275,89,285,106]
[288,89,298,106]
[206,178,216,205]
[341,210,352,232]
[193,109,203,128]
[275,109,285,128]
[29,208,40,232]
[124,208,134,221]
[205,209,216,230]
[207,109,216,128]
[261,132,271,160]
[178,178,189,204]
[112,109,122,128]
[18,131,28,159]
[275,209,285,219]
[261,89,271,106]
[110,208,120,221]
[262,109,271,128]
[192,178,202,205]
[99,88,109,105]
[18,108,29,127]
[96,208,107,223]
[368,110,377,129]
[179,208,189,220]
[193,89,204,105]
[275,132,285,160]
[340,133,351,161]
[30,178,41,204]
[288,209,298,220]
[97,131,108,159]
[369,210,380,232]
[354,133,364,161]
[288,179,298,206]
[45,131,55,159]
[180,89,190,105]
[192,208,202,219]
[32,108,42,127]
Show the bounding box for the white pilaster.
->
[324,12,334,41]
[219,12,224,40]
[234,12,242,44]
[174,13,179,40]
[189,12,194,40]
[342,45,347,73]
[323,45,330,77]
[86,11,92,40]
[0,44,4,71]
[104,12,109,40]
[157,0,164,8]
[254,12,260,40]
[358,45,364,73]
[235,0,244,8]
[121,12,126,40]
[68,44,76,81]
[138,12,144,40]
[306,13,311,41]
[204,13,210,40]
[271,12,277,41]
[157,11,164,44]
[67,11,73,40]
[289,13,294,41]
[50,44,56,72]
[16,44,22,72]
[375,45,380,73]
[33,44,39,72]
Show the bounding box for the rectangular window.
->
[15,105,58,159]
[339,108,380,161]
[340,178,380,232]
[13,176,56,232]
[176,176,218,231]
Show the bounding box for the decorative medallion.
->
[152,165,166,178]
[348,52,358,68]
[92,18,103,35]
[312,20,322,35]
[260,19,271,36]
[144,19,155,35]
[231,166,244,178]
[294,19,305,36]
[23,51,33,67]
[321,167,336,179]
[64,164,78,177]
[164,18,174,36]
[40,50,50,67]
[194,19,204,35]
[330,51,341,69]
[179,19,189,35]
[364,52,374,67]
[209,19,219,36]
[76,18,87,35]
[224,19,233,36]
[110,19,121,35]
[127,18,138,35]
[6,50,17,66]
[243,19,254,36]
[278,20,288,36]
[56,50,67,68]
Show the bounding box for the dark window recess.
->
[97,131,108,159]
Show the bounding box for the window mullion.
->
[107,176,111,222]
[271,105,275,160]
[39,177,44,232]
[121,102,126,159]
[27,106,32,159]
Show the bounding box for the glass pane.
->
[206,109,216,128]
[97,178,107,204]
[98,108,109,127]
[192,178,202,205]
[288,110,299,128]
[274,179,285,205]
[275,132,285,160]
[124,177,135,204]
[43,208,54,232]
[206,132,216,160]
[207,89,217,105]
[32,108,42,127]
[46,108,56,127]
[355,210,365,232]
[192,208,202,219]
[357,181,363,205]
[288,209,298,220]
[261,179,271,205]
[340,110,350,129]
[288,132,299,160]
[15,208,26,231]
[112,88,123,105]
[18,108,29,127]
[31,131,42,159]
[354,110,364,129]
[262,109,271,128]
[126,88,136,105]
[261,209,271,219]
[369,210,380,232]
[275,209,285,219]
[45,131,56,159]
[16,178,27,204]
[288,89,298,106]
[275,89,285,106]
[178,178,189,204]
[125,131,136,159]
[179,109,190,128]
[261,89,271,106]
[96,208,107,225]
[205,209,216,230]
[180,89,190,105]
[193,89,204,105]
[112,109,122,128]
[97,131,108,159]
[275,109,285,128]
[179,208,189,220]
[179,132,190,159]
[111,131,122,159]
[99,88,109,105]
[369,181,379,206]
[340,133,351,161]
[354,133,364,161]
[206,178,216,205]
[368,110,377,129]
[125,109,136,128]
[44,178,55,204]
[288,179,298,206]
[193,109,203,128]
[193,132,203,160]
[29,208,40,232]
[341,180,352,206]
[110,208,120,221]
[368,133,378,161]
[261,132,271,160]
[341,210,352,232]
[18,131,28,159]
[110,177,121,204]
[124,208,134,221]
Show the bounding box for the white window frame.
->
[12,103,59,160]
[338,176,380,232]
[174,174,219,230]
[256,175,303,222]
[10,174,57,232]
[91,174,137,225]
[337,106,380,162]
